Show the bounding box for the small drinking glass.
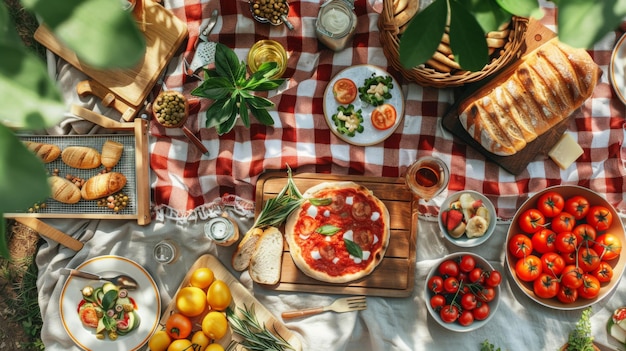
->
[405,156,450,202]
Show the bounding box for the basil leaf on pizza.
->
[285,181,390,283]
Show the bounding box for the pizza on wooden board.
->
[284,181,390,283]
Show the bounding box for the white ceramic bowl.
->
[438,190,497,247]
[505,185,626,310]
[425,252,501,332]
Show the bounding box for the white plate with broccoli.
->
[323,65,405,146]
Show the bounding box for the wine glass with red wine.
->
[405,156,450,202]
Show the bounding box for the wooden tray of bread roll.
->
[253,172,418,297]
[442,18,578,175]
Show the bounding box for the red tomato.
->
[572,224,597,243]
[562,251,577,265]
[438,260,459,277]
[594,233,622,261]
[440,305,459,323]
[531,229,557,254]
[537,191,565,217]
[458,310,475,326]
[593,261,614,283]
[430,294,446,311]
[508,234,533,259]
[586,206,613,231]
[332,78,357,104]
[564,195,590,220]
[533,273,560,299]
[555,231,578,254]
[427,275,444,294]
[578,274,601,299]
[443,277,460,293]
[577,247,601,272]
[165,313,192,340]
[459,255,476,273]
[460,292,478,310]
[485,270,502,287]
[79,305,99,328]
[472,301,490,321]
[469,267,485,284]
[551,212,576,233]
[561,265,584,289]
[371,104,397,130]
[557,285,579,304]
[476,287,496,302]
[515,255,542,282]
[518,209,546,233]
[540,252,565,278]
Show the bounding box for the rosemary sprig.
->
[251,166,303,230]
[226,304,295,351]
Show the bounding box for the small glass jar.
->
[247,40,288,80]
[204,214,239,246]
[315,0,357,51]
[153,239,180,264]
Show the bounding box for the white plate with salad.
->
[323,64,405,146]
[59,255,160,351]
[610,32,626,105]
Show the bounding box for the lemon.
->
[148,330,171,351]
[167,339,193,351]
[191,330,211,351]
[176,286,207,317]
[202,311,229,340]
[206,343,225,351]
[206,280,232,311]
[190,268,215,289]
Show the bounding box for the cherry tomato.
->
[557,285,579,304]
[577,247,601,272]
[371,104,397,130]
[561,265,584,289]
[458,310,474,326]
[586,206,613,231]
[594,233,622,261]
[572,224,596,244]
[562,251,577,265]
[555,231,578,254]
[518,209,546,233]
[332,78,357,104]
[564,195,590,220]
[537,191,565,217]
[533,273,560,299]
[593,261,614,283]
[578,273,601,299]
[485,270,502,287]
[428,275,444,293]
[531,229,557,254]
[460,292,478,310]
[443,276,460,293]
[515,255,542,282]
[440,305,459,323]
[430,294,446,311]
[540,252,565,278]
[477,287,496,302]
[472,301,490,321]
[438,260,460,277]
[551,212,576,233]
[165,313,192,340]
[459,255,476,273]
[469,267,485,284]
[508,234,533,259]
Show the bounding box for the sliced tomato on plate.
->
[371,104,397,130]
[332,78,358,104]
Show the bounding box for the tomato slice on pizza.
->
[285,181,390,283]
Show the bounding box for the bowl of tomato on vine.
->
[425,252,502,332]
[505,185,625,310]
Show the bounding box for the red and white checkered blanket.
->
[150,0,626,221]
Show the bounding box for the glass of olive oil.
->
[247,40,288,80]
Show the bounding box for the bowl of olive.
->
[249,0,294,30]
[152,90,189,128]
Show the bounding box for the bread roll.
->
[81,172,127,200]
[62,146,101,169]
[458,38,600,156]
[100,140,124,168]
[231,227,263,271]
[49,176,81,204]
[24,141,61,163]
[249,227,284,285]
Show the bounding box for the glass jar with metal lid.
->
[204,213,239,246]
[315,0,357,51]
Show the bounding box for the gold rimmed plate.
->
[610,32,626,105]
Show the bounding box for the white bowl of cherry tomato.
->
[505,185,626,310]
[425,252,502,332]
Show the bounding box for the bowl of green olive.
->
[249,0,293,29]
[152,91,189,128]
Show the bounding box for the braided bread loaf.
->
[458,38,600,156]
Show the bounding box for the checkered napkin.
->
[151,0,626,221]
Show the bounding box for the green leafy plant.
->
[566,307,595,351]
[399,0,626,71]
[481,339,503,351]
[191,43,286,135]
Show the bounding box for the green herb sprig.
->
[191,43,286,135]
[226,304,295,351]
[251,166,304,230]
[566,307,595,351]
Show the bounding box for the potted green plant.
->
[561,307,600,351]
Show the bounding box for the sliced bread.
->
[249,227,284,285]
[231,227,264,271]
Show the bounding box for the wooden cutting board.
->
[34,0,188,121]
[161,254,303,351]
[442,18,565,175]
[255,172,418,297]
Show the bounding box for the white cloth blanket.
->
[36,215,626,351]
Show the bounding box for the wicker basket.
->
[378,0,528,88]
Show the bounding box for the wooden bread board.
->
[34,0,188,121]
[161,254,303,351]
[255,172,418,297]
[442,18,567,175]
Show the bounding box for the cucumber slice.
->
[102,282,119,294]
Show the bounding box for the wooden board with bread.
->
[245,172,418,297]
[442,18,600,174]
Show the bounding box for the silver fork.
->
[281,296,367,319]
